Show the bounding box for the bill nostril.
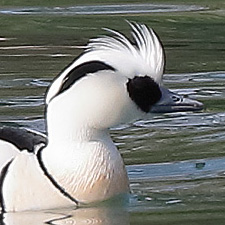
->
[172,95,182,102]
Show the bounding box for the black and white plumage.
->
[0,127,46,153]
[0,21,203,212]
[0,127,46,172]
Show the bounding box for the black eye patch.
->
[126,76,162,113]
[56,60,115,97]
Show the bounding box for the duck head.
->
[45,22,203,141]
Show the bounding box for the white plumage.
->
[88,22,164,81]
[0,21,203,212]
[46,22,164,104]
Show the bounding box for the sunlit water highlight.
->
[0,4,206,15]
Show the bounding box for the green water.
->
[0,1,225,224]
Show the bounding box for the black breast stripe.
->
[0,160,13,213]
[36,149,79,205]
[56,60,115,97]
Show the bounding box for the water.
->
[1,2,225,224]
[0,4,205,15]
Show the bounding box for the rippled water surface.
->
[0,4,205,15]
[1,1,225,224]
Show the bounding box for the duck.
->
[0,21,203,212]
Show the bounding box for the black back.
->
[0,127,47,152]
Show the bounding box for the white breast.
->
[2,151,73,212]
[42,137,130,204]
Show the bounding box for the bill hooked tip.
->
[168,98,204,112]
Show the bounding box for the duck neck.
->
[45,95,117,146]
[42,106,129,204]
[47,122,112,146]
[44,120,118,171]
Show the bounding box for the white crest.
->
[46,21,165,104]
[86,21,165,80]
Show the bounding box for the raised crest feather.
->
[85,21,165,81]
[129,22,165,77]
[46,21,165,104]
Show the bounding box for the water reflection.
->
[3,206,129,225]
[128,157,225,181]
